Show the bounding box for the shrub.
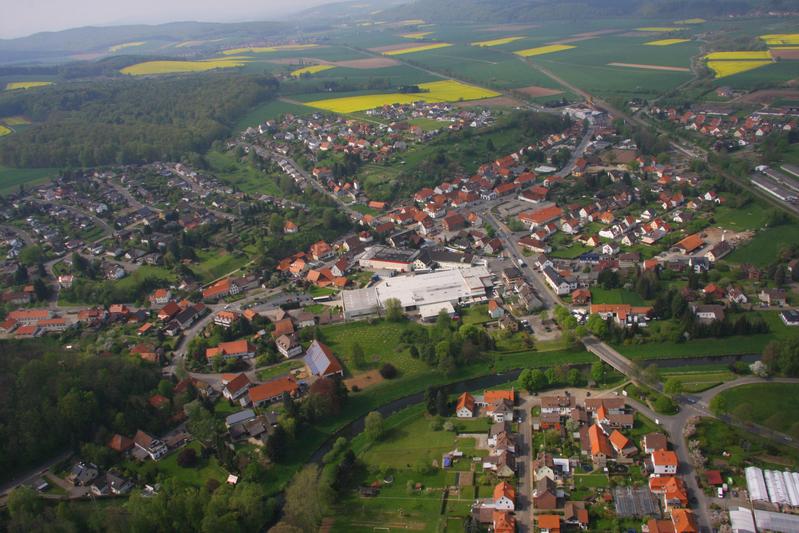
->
[177,447,198,467]
[379,363,398,379]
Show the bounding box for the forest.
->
[0,74,278,168]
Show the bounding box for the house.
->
[540,395,575,416]
[283,220,298,234]
[487,300,505,319]
[588,424,613,467]
[674,233,704,255]
[310,240,334,261]
[609,430,636,457]
[533,477,558,509]
[7,308,51,325]
[564,502,589,530]
[571,288,591,305]
[649,476,688,510]
[492,481,515,511]
[206,340,257,360]
[781,310,799,327]
[691,304,725,323]
[130,343,159,363]
[223,373,252,401]
[214,310,239,328]
[537,514,561,533]
[671,509,698,533]
[149,288,171,306]
[493,511,516,533]
[519,205,563,229]
[157,301,181,321]
[759,288,787,306]
[107,434,134,453]
[705,240,732,262]
[276,334,303,358]
[91,472,134,496]
[203,278,240,300]
[443,212,466,232]
[727,287,748,305]
[642,432,668,454]
[133,430,168,461]
[702,283,724,300]
[248,376,299,407]
[542,266,573,296]
[646,519,677,533]
[482,389,515,422]
[68,462,99,486]
[456,392,476,418]
[303,340,344,378]
[651,450,678,476]
[273,318,295,337]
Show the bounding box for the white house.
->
[651,450,678,476]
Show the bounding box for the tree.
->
[663,377,684,396]
[522,368,547,393]
[32,278,50,301]
[643,364,660,387]
[265,425,288,462]
[710,394,728,415]
[586,314,608,339]
[177,447,198,467]
[351,342,366,370]
[7,486,43,520]
[591,361,607,385]
[281,465,331,532]
[436,389,449,416]
[384,298,404,321]
[379,363,398,379]
[364,411,385,442]
[567,368,583,387]
[654,395,677,414]
[186,400,220,448]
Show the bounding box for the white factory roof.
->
[729,507,755,533]
[765,469,790,505]
[419,301,455,321]
[754,509,799,533]
[745,466,768,502]
[343,266,492,316]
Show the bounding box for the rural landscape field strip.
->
[607,62,691,72]
[222,44,320,55]
[383,42,453,56]
[760,33,799,46]
[5,81,53,90]
[400,31,432,39]
[706,60,772,78]
[109,41,145,52]
[471,36,524,47]
[305,80,500,113]
[645,38,690,46]
[120,58,248,75]
[705,51,773,60]
[514,44,576,57]
[291,64,336,77]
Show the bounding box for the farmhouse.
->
[674,233,704,254]
[222,373,252,401]
[248,376,299,407]
[206,340,256,360]
[456,392,476,418]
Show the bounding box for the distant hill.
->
[0,20,288,65]
[297,0,407,21]
[377,0,799,23]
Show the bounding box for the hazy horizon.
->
[0,0,333,39]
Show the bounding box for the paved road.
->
[582,336,661,390]
[0,450,72,499]
[515,395,534,533]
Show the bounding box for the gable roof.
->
[108,433,134,452]
[609,430,631,452]
[588,423,613,457]
[484,389,515,404]
[457,392,475,413]
[224,373,252,395]
[493,481,515,502]
[652,449,679,467]
[303,340,343,377]
[248,376,298,403]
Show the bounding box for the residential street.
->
[515,395,535,533]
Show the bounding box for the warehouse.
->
[342,266,492,320]
[358,245,419,272]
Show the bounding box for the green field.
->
[712,204,769,231]
[192,249,250,283]
[233,99,316,131]
[616,334,774,360]
[718,383,799,438]
[205,149,282,196]
[122,441,227,488]
[590,288,647,305]
[0,165,58,195]
[727,224,799,266]
[256,359,305,381]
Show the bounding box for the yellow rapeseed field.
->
[5,81,53,90]
[637,27,679,32]
[760,34,799,46]
[675,18,706,24]
[706,60,771,78]
[2,116,31,125]
[120,59,247,76]
[705,51,772,60]
[221,44,319,55]
[109,41,146,52]
[645,39,690,46]
[0,125,11,137]
[514,44,575,57]
[383,43,452,56]
[471,36,524,47]
[400,32,433,39]
[305,80,499,113]
[291,65,336,77]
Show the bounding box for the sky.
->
[0,0,330,39]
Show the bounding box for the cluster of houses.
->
[534,392,699,533]
[650,104,798,151]
[0,308,72,337]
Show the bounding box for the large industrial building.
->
[358,245,420,273]
[341,266,493,320]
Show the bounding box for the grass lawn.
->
[573,473,609,489]
[718,383,799,438]
[256,359,304,381]
[233,99,315,132]
[460,304,490,326]
[590,288,647,306]
[192,249,250,283]
[615,334,774,360]
[123,441,227,488]
[0,165,57,195]
[727,224,799,266]
[696,417,799,474]
[712,204,768,231]
[309,285,339,298]
[205,149,282,196]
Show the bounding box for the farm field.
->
[726,224,799,266]
[645,38,690,46]
[120,58,247,75]
[717,384,799,438]
[712,204,769,230]
[705,51,772,60]
[760,33,799,46]
[109,41,145,52]
[222,44,320,55]
[290,64,336,77]
[514,44,575,57]
[472,36,524,47]
[5,81,53,90]
[383,43,453,56]
[0,166,57,195]
[233,99,316,131]
[305,80,499,113]
[615,334,775,360]
[191,250,250,283]
[0,125,10,137]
